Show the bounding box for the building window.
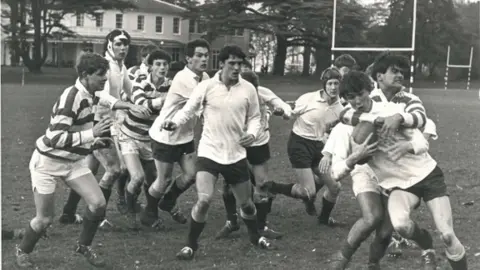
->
[76,14,84,27]
[212,49,219,70]
[235,28,244,36]
[137,15,144,30]
[115,14,123,29]
[197,21,206,33]
[173,17,180,34]
[189,20,195,33]
[95,13,103,27]
[155,16,163,33]
[172,48,180,62]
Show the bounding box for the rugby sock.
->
[368,234,392,264]
[266,198,274,213]
[125,190,136,213]
[187,217,205,251]
[270,182,294,196]
[255,202,269,230]
[18,224,43,253]
[448,255,468,270]
[318,197,335,223]
[79,209,102,246]
[410,224,433,250]
[62,189,81,216]
[242,217,261,244]
[2,229,14,240]
[100,187,112,205]
[143,183,159,214]
[116,174,129,198]
[222,192,238,224]
[159,183,183,212]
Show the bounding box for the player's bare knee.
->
[87,196,107,216]
[392,218,414,238]
[130,173,145,189]
[363,211,382,229]
[35,216,54,230]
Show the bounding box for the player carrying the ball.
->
[327,53,468,270]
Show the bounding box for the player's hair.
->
[141,45,160,58]
[320,67,342,89]
[242,60,253,69]
[76,52,109,77]
[371,52,410,82]
[102,29,131,54]
[240,71,259,89]
[147,49,172,65]
[339,70,374,99]
[218,45,246,63]
[334,54,357,69]
[185,39,211,57]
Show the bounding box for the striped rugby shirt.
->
[120,74,171,141]
[127,63,149,81]
[339,88,427,129]
[35,79,117,162]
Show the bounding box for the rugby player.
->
[262,67,344,226]
[15,52,132,268]
[118,49,173,229]
[215,70,292,240]
[148,39,211,223]
[161,45,275,260]
[331,54,468,270]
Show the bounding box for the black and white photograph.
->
[1,0,479,269]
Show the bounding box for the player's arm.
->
[318,125,341,174]
[331,133,377,181]
[245,86,262,139]
[287,94,310,119]
[422,118,438,141]
[258,86,293,118]
[122,68,134,98]
[170,81,207,126]
[45,94,97,149]
[339,107,378,126]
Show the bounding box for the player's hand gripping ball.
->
[351,121,378,165]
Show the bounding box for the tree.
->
[1,0,136,73]
[380,0,469,78]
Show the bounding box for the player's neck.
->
[151,74,164,87]
[186,65,203,77]
[219,72,238,88]
[381,87,400,101]
[79,79,94,95]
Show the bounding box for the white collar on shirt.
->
[182,66,202,82]
[213,71,242,87]
[75,78,93,97]
[316,90,340,105]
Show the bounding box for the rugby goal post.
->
[330,0,418,93]
[444,45,474,91]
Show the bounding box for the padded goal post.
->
[330,0,418,93]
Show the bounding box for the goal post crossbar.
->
[444,46,474,91]
[330,0,418,93]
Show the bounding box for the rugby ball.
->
[351,121,378,165]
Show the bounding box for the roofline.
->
[152,0,188,11]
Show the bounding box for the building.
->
[1,0,251,69]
